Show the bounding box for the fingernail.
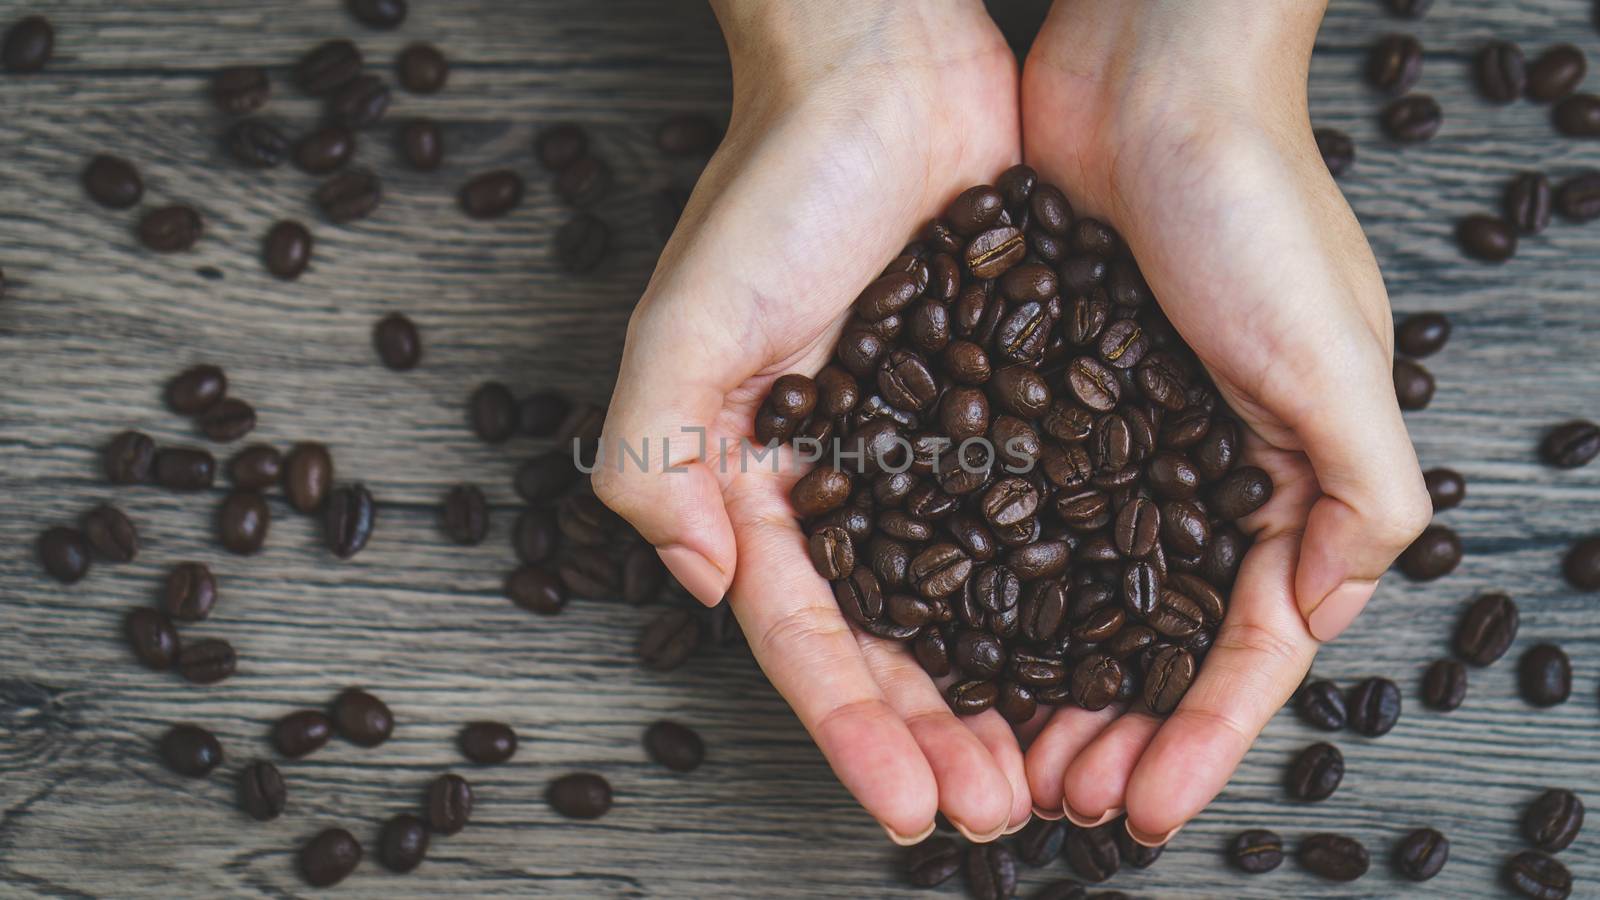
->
[1125,818,1181,848]
[1307,581,1375,642]
[954,820,1007,844]
[880,820,935,847]
[1062,800,1122,829]
[657,544,728,607]
[1031,805,1065,821]
[1002,818,1030,836]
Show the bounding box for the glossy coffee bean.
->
[224,118,289,168]
[505,566,566,614]
[965,843,1018,900]
[379,814,429,873]
[1477,41,1527,103]
[1296,680,1347,730]
[440,484,489,545]
[638,609,700,670]
[1553,93,1600,136]
[458,170,525,219]
[1422,467,1465,511]
[212,65,270,115]
[1564,535,1600,590]
[516,452,579,503]
[1367,34,1423,94]
[1527,44,1587,102]
[1519,643,1572,707]
[644,720,704,772]
[947,679,998,715]
[904,836,962,887]
[1144,645,1195,715]
[238,760,287,821]
[218,490,270,555]
[327,74,390,128]
[1556,171,1600,222]
[398,118,443,171]
[139,205,203,253]
[163,562,218,621]
[198,398,256,443]
[81,504,137,563]
[347,0,406,28]
[333,688,393,747]
[1015,817,1067,866]
[105,430,156,484]
[555,212,610,273]
[1394,358,1435,410]
[1288,742,1344,801]
[547,772,612,819]
[274,709,334,758]
[426,774,473,835]
[294,125,356,174]
[1065,824,1119,883]
[396,42,447,93]
[82,155,144,209]
[1210,466,1273,520]
[283,442,333,513]
[1397,525,1461,581]
[296,39,362,95]
[1421,658,1467,711]
[1395,311,1449,358]
[1299,833,1369,882]
[315,169,382,224]
[3,15,54,72]
[1231,829,1284,874]
[1540,420,1600,468]
[262,220,313,280]
[1381,95,1442,142]
[325,483,376,558]
[1505,850,1572,900]
[125,607,179,670]
[372,312,421,370]
[1455,592,1518,665]
[1347,677,1402,737]
[160,723,223,776]
[177,638,236,684]
[1505,172,1553,235]
[1315,127,1355,177]
[1394,827,1448,881]
[167,365,227,415]
[300,828,362,887]
[1523,789,1584,853]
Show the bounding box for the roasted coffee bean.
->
[965,843,1018,900]
[1477,41,1527,103]
[379,814,429,873]
[1455,592,1518,665]
[164,562,218,621]
[1367,34,1424,94]
[536,124,588,171]
[506,565,566,614]
[554,156,612,207]
[439,484,489,546]
[468,381,517,442]
[294,125,356,174]
[559,546,617,597]
[643,720,703,772]
[238,760,286,821]
[138,205,203,253]
[125,607,179,670]
[1070,654,1122,711]
[2,15,53,72]
[1347,677,1402,737]
[396,42,447,94]
[296,39,362,95]
[1144,644,1195,715]
[160,724,222,776]
[461,170,525,219]
[913,628,952,677]
[656,113,719,156]
[1396,311,1450,358]
[1381,95,1442,142]
[82,155,144,209]
[1395,827,1448,881]
[792,466,853,518]
[509,509,556,568]
[996,164,1037,209]
[1505,850,1572,900]
[1553,93,1600,136]
[904,836,962,887]
[263,220,313,280]
[555,212,610,273]
[1423,467,1465,511]
[425,774,473,835]
[879,349,939,411]
[1556,171,1600,222]
[333,688,393,747]
[1296,680,1347,731]
[945,185,1005,236]
[315,169,382,223]
[965,226,1025,278]
[947,679,998,715]
[1457,214,1517,262]
[1506,172,1553,235]
[807,525,855,581]
[1393,358,1436,410]
[1523,789,1584,853]
[1016,817,1067,866]
[198,398,256,443]
[558,493,617,546]
[80,504,137,564]
[1097,319,1149,370]
[218,490,270,555]
[1065,824,1119,883]
[177,638,236,684]
[348,0,406,28]
[516,451,579,503]
[1565,535,1600,589]
[325,483,376,558]
[274,709,334,758]
[1300,833,1369,882]
[105,430,156,484]
[1397,525,1461,581]
[224,118,289,168]
[997,681,1038,723]
[1421,658,1467,711]
[1034,880,1088,900]
[1068,356,1121,412]
[1385,0,1431,17]
[1231,829,1285,874]
[1528,44,1586,102]
[954,630,1006,680]
[1520,643,1572,707]
[1314,127,1355,176]
[364,312,423,372]
[282,442,333,513]
[1541,420,1600,468]
[397,118,444,171]
[1072,218,1120,258]
[547,772,611,819]
[213,65,270,115]
[616,545,665,607]
[638,608,700,670]
[301,828,362,888]
[1288,742,1345,801]
[1210,466,1272,520]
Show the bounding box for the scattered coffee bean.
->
[238,760,287,821]
[163,562,218,621]
[425,773,473,835]
[296,39,362,96]
[217,491,269,554]
[168,364,227,415]
[315,169,382,224]
[512,507,556,564]
[1394,827,1448,881]
[622,544,666,606]
[398,118,443,171]
[536,124,588,171]
[1397,525,1462,580]
[904,836,962,887]
[1455,592,1519,665]
[1014,817,1067,866]
[1288,742,1345,801]
[212,65,270,115]
[656,113,719,156]
[328,74,390,129]
[517,390,570,437]
[1385,0,1431,17]
[324,483,376,558]
[347,0,406,28]
[1347,676,1402,737]
[1524,788,1584,853]
[81,504,137,563]
[1527,44,1587,102]
[439,484,489,545]
[82,155,144,209]
[274,709,334,758]
[1394,358,1436,409]
[554,156,612,207]
[138,205,204,253]
[1423,467,1465,511]
[1115,822,1164,868]
[1540,420,1600,468]
[506,565,566,614]
[1553,93,1600,136]
[459,721,517,764]
[965,843,1018,900]
[3,15,54,72]
[105,430,156,484]
[379,814,429,874]
[1477,40,1527,103]
[177,638,237,684]
[283,442,333,513]
[1367,34,1424,94]
[1065,824,1119,883]
[643,720,703,773]
[1231,829,1284,874]
[300,827,362,888]
[1505,172,1553,235]
[160,723,223,776]
[638,608,700,670]
[263,220,313,280]
[224,118,289,168]
[460,170,525,219]
[547,772,612,819]
[1555,171,1600,222]
[516,451,579,503]
[396,42,447,93]
[125,607,180,670]
[1314,127,1354,176]
[555,212,610,273]
[1381,95,1442,142]
[1520,643,1572,707]
[1299,833,1369,881]
[1421,658,1467,711]
[197,397,256,442]
[37,526,89,584]
[1564,535,1600,590]
[470,382,517,442]
[372,312,422,370]
[332,688,393,747]
[1457,215,1517,262]
[294,125,356,174]
[1296,680,1347,731]
[153,446,218,491]
[1505,850,1572,900]
[1034,880,1088,900]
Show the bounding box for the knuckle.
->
[755,603,853,666]
[1214,620,1301,669]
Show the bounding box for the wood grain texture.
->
[1,0,1598,897]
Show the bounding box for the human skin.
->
[594,0,1430,848]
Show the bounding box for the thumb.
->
[1289,343,1432,641]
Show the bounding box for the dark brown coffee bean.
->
[1070,654,1122,711]
[1394,827,1448,881]
[469,381,516,442]
[105,430,156,484]
[1296,679,1347,730]
[460,170,525,219]
[332,688,393,747]
[274,709,334,757]
[2,15,53,73]
[294,125,356,174]
[125,607,179,670]
[1564,535,1600,590]
[904,836,962,887]
[656,113,719,156]
[347,0,406,28]
[315,169,382,223]
[238,760,286,821]
[282,442,333,513]
[1556,171,1600,221]
[1553,93,1600,136]
[807,525,855,580]
[1393,358,1435,410]
[547,772,612,819]
[1505,172,1553,235]
[1015,817,1067,867]
[1476,41,1527,103]
[80,504,137,564]
[554,155,612,207]
[212,65,269,115]
[1288,742,1344,801]
[198,398,256,443]
[152,446,216,491]
[1231,829,1284,874]
[1210,466,1273,520]
[536,124,588,171]
[1385,0,1431,17]
[1396,311,1450,358]
[1367,34,1424,94]
[164,562,218,621]
[1419,467,1465,513]
[1520,643,1572,707]
[1348,676,1402,736]
[1455,592,1518,665]
[1528,44,1587,102]
[792,466,853,517]
[82,155,144,209]
[945,185,1005,236]
[1144,644,1195,715]
[506,565,567,614]
[1381,95,1442,142]
[177,638,236,684]
[516,451,579,503]
[1421,658,1467,711]
[160,723,222,776]
[1314,127,1355,176]
[438,484,488,545]
[300,828,362,888]
[138,205,203,253]
[913,628,952,678]
[621,544,666,607]
[554,212,610,273]
[1114,820,1164,868]
[217,490,270,555]
[224,118,289,168]
[1067,356,1121,412]
[425,773,473,835]
[909,543,973,600]
[965,843,1019,900]
[637,720,704,773]
[1523,789,1584,853]
[1065,824,1119,883]
[1397,525,1461,580]
[1505,850,1571,900]
[1540,420,1600,468]
[379,814,429,874]
[1299,833,1369,881]
[965,226,1025,279]
[296,39,362,95]
[395,117,444,171]
[396,42,447,94]
[263,220,313,280]
[638,608,700,670]
[324,483,376,558]
[947,679,998,715]
[364,312,422,371]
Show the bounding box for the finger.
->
[956,709,1034,836]
[856,637,1015,842]
[1061,712,1162,831]
[1123,528,1318,841]
[722,471,936,841]
[1023,704,1121,823]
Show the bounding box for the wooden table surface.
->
[2,1,1598,897]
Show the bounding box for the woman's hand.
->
[1018,0,1431,846]
[595,0,1033,843]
